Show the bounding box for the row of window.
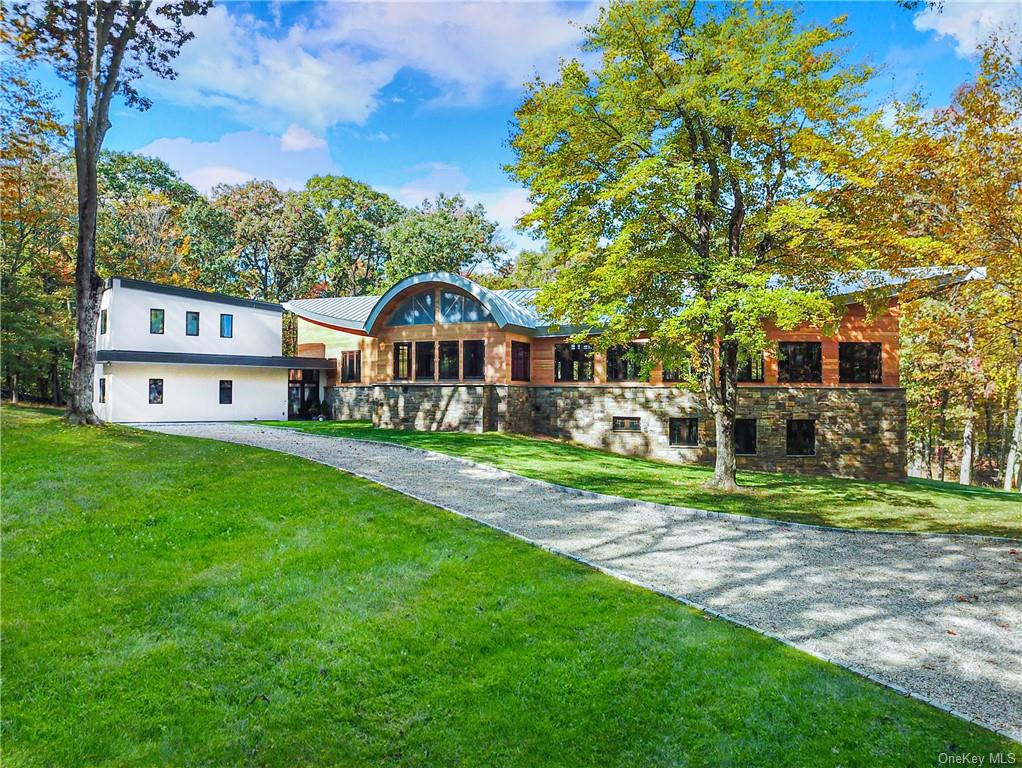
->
[391,340,487,381]
[555,341,882,384]
[389,290,493,327]
[98,308,234,338]
[97,377,235,405]
[613,415,817,456]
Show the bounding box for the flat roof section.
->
[97,350,335,369]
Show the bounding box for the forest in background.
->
[1,29,1019,489]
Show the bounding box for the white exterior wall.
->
[95,363,289,422]
[98,279,282,356]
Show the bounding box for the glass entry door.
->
[288,369,321,419]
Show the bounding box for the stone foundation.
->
[325,384,907,480]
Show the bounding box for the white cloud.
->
[281,123,327,152]
[145,2,595,131]
[136,129,339,194]
[914,1,1021,58]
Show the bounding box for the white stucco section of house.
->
[94,363,288,423]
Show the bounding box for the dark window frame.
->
[462,340,485,380]
[737,352,765,383]
[668,417,699,447]
[606,343,646,382]
[554,343,594,382]
[340,350,361,383]
[99,309,107,335]
[220,313,233,338]
[612,416,641,432]
[735,418,758,455]
[439,340,460,380]
[148,378,163,405]
[838,342,882,384]
[98,377,106,403]
[511,341,531,382]
[777,342,822,383]
[786,419,816,456]
[393,342,412,380]
[185,311,200,337]
[219,379,233,405]
[415,340,435,381]
[150,308,164,335]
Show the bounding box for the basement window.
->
[612,416,641,432]
[735,419,757,455]
[669,417,699,447]
[839,342,882,384]
[786,419,816,456]
[148,378,163,405]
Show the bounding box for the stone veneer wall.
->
[325,384,906,480]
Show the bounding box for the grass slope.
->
[2,407,1016,766]
[268,421,1021,538]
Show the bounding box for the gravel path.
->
[142,423,1022,740]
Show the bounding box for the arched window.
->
[388,290,435,326]
[439,290,492,324]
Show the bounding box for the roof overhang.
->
[97,350,335,369]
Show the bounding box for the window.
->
[607,344,645,381]
[786,419,816,456]
[219,379,233,405]
[839,342,882,384]
[150,308,164,334]
[98,377,106,403]
[186,311,200,336]
[439,341,460,380]
[612,416,641,432]
[737,352,765,382]
[662,361,691,382]
[220,313,233,338]
[388,291,435,326]
[439,291,492,324]
[415,341,435,380]
[148,378,163,404]
[777,342,822,383]
[669,417,699,447]
[735,419,757,455]
[511,341,531,382]
[340,351,361,383]
[463,340,485,380]
[393,342,411,380]
[99,309,107,335]
[555,343,594,382]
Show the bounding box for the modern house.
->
[93,277,334,422]
[285,272,907,480]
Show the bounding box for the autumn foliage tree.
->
[509,0,898,489]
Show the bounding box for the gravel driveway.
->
[142,423,1022,740]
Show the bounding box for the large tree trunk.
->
[50,354,63,406]
[959,403,975,486]
[9,372,19,405]
[937,391,949,482]
[1005,368,1022,492]
[702,334,739,491]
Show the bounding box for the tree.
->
[382,194,506,285]
[7,0,211,423]
[508,0,893,489]
[303,175,404,296]
[180,198,237,293]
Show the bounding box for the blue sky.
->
[30,0,1022,254]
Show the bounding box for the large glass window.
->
[341,351,361,383]
[185,311,200,337]
[511,341,531,382]
[220,313,233,338]
[99,309,107,335]
[415,341,435,380]
[393,342,411,380]
[463,340,485,379]
[150,309,164,334]
[777,342,822,383]
[735,418,757,455]
[219,380,233,404]
[669,417,698,446]
[555,343,594,382]
[439,291,491,324]
[786,419,816,456]
[607,344,646,381]
[737,352,765,382]
[148,378,163,404]
[388,291,435,326]
[98,377,106,403]
[839,342,882,384]
[439,341,460,379]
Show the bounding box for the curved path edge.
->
[138,423,1022,742]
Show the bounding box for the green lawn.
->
[266,420,1021,538]
[3,407,1017,766]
